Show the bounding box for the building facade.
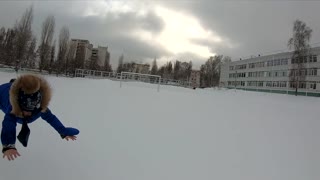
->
[91,46,110,67]
[71,39,93,68]
[190,70,201,88]
[220,46,320,96]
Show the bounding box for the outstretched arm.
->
[41,108,79,139]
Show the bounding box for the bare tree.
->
[39,15,55,72]
[13,6,33,71]
[288,19,312,96]
[65,41,77,76]
[151,58,158,75]
[186,61,192,79]
[165,61,173,78]
[48,40,56,74]
[173,60,181,80]
[57,26,70,75]
[122,62,135,72]
[172,60,192,81]
[223,56,232,64]
[103,50,112,72]
[0,27,5,42]
[117,54,124,73]
[3,28,16,65]
[23,36,37,68]
[89,56,99,70]
[0,27,6,63]
[157,61,174,79]
[200,55,222,87]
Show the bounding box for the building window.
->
[313,55,317,62]
[281,59,288,65]
[282,71,287,77]
[300,69,307,76]
[274,59,281,66]
[229,66,234,70]
[303,56,308,63]
[267,71,272,77]
[253,72,257,77]
[290,82,296,88]
[247,81,263,87]
[235,64,247,70]
[257,62,265,68]
[248,81,254,86]
[308,68,317,76]
[292,55,317,64]
[299,82,306,89]
[266,81,272,87]
[280,81,287,88]
[310,82,316,89]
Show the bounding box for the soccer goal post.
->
[120,72,161,92]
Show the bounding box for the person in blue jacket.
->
[0,74,79,161]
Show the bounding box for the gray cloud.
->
[140,12,165,34]
[1,0,320,69]
[106,35,173,65]
[159,1,320,60]
[51,11,167,67]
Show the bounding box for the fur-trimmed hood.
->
[9,74,52,117]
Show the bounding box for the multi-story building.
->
[91,46,110,67]
[220,46,320,96]
[71,39,93,68]
[91,48,99,66]
[190,70,201,88]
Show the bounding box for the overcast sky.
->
[0,0,320,69]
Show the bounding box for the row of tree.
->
[0,6,112,76]
[116,55,231,87]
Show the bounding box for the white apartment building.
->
[220,46,320,96]
[91,46,110,67]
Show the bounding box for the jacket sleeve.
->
[1,113,17,150]
[41,108,66,136]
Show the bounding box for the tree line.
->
[116,55,231,87]
[0,6,112,76]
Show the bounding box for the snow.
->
[0,71,319,180]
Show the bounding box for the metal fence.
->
[75,69,192,87]
[0,66,192,88]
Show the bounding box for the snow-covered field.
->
[0,71,319,180]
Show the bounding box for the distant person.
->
[0,74,79,161]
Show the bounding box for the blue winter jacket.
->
[0,82,74,146]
